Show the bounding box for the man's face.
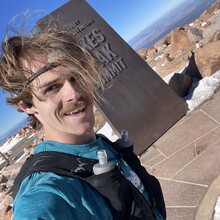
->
[24,58,95,144]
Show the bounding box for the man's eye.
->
[45,85,60,94]
[70,76,76,82]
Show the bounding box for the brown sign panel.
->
[39,0,188,155]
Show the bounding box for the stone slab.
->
[166,207,195,220]
[140,145,162,164]
[201,89,220,123]
[154,111,218,156]
[173,138,220,185]
[196,125,220,155]
[144,154,166,167]
[151,143,196,178]
[159,179,207,207]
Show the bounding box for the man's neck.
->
[43,130,96,145]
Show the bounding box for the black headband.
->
[24,50,65,85]
[24,63,59,85]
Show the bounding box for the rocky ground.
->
[138,0,220,98]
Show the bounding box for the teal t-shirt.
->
[13,136,151,220]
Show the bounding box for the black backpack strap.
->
[117,147,166,219]
[100,136,166,219]
[12,151,97,198]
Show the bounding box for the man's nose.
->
[62,80,81,102]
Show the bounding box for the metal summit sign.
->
[38,0,188,155]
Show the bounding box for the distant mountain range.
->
[0,117,28,145]
[129,0,217,50]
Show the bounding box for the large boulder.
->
[195,40,220,77]
[169,27,195,59]
[147,47,158,61]
[0,175,7,184]
[209,30,220,42]
[0,175,7,192]
[185,52,202,79]
[199,10,220,46]
[187,27,203,43]
[168,73,192,97]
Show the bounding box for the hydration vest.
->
[13,137,166,220]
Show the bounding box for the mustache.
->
[60,99,87,115]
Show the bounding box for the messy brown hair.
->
[0,19,105,130]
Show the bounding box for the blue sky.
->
[0,0,185,137]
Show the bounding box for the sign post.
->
[39,0,188,155]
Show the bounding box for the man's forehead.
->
[22,56,47,73]
[21,58,46,84]
[22,50,65,85]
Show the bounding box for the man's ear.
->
[15,101,37,114]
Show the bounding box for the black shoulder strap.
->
[12,151,97,198]
[115,146,166,219]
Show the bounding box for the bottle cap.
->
[97,150,107,165]
[93,150,115,175]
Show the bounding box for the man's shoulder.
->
[16,171,85,198]
[13,171,112,219]
[22,171,84,188]
[14,171,95,207]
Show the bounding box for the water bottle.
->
[93,150,115,175]
[115,130,133,149]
